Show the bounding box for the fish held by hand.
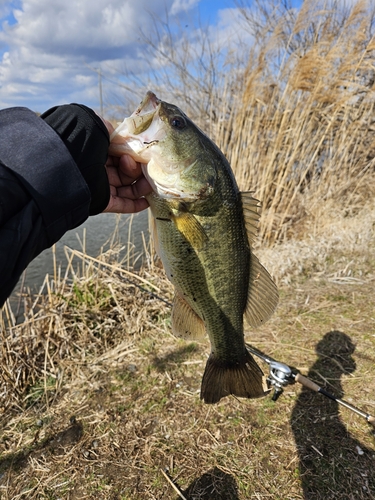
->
[109,91,279,404]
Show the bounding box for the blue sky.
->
[0,0,303,114]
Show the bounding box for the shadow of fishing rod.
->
[246,344,375,428]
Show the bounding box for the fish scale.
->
[109,91,279,403]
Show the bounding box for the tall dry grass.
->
[211,0,375,243]
[131,0,375,244]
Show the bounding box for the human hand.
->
[101,118,152,214]
[103,154,152,214]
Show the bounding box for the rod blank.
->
[294,373,375,428]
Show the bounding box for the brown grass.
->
[210,0,375,244]
[1,1,375,499]
[1,209,375,499]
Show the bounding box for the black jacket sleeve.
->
[0,104,110,307]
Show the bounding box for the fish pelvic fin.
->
[245,253,279,328]
[200,349,268,404]
[171,292,206,340]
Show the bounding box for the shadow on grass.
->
[152,343,200,373]
[177,467,240,500]
[291,330,375,500]
[0,417,83,476]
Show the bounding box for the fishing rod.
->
[98,264,375,427]
[115,270,375,427]
[246,344,375,428]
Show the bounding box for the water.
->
[10,210,149,309]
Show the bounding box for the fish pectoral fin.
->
[240,192,261,246]
[171,292,206,340]
[171,212,208,250]
[245,253,279,328]
[200,349,269,404]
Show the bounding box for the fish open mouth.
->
[125,91,161,136]
[109,91,166,157]
[133,91,160,116]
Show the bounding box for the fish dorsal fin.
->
[171,292,206,340]
[245,253,279,328]
[240,192,261,245]
[171,212,208,250]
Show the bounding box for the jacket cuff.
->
[41,104,110,215]
[0,107,91,244]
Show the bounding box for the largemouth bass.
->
[109,91,278,404]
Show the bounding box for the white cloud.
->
[170,0,199,16]
[0,0,177,112]
[0,0,255,115]
[11,0,142,56]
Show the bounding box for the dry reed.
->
[207,0,375,243]
[1,2,375,498]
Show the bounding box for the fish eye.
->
[170,116,186,130]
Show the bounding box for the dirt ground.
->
[1,213,375,499]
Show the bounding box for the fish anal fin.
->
[171,212,208,250]
[171,292,206,340]
[200,349,268,404]
[245,253,279,328]
[240,192,261,246]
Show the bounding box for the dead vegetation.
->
[212,0,375,244]
[1,1,375,498]
[130,0,375,244]
[0,205,374,499]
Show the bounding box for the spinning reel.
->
[247,344,375,428]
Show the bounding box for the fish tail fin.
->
[200,349,268,404]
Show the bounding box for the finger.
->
[105,164,122,187]
[118,154,144,182]
[116,176,152,200]
[103,194,150,214]
[105,155,119,168]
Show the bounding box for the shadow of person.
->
[0,417,83,480]
[177,467,240,500]
[290,331,375,499]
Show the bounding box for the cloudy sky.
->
[0,0,305,115]
[0,0,242,113]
